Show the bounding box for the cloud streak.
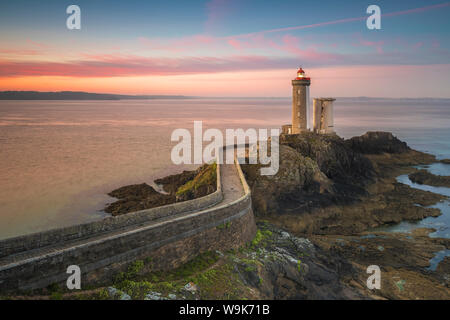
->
[1,2,448,79]
[0,55,299,78]
[229,2,450,38]
[1,45,444,79]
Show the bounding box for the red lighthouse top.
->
[295,67,310,80]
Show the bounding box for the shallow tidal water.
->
[0,98,449,239]
[378,165,450,239]
[374,164,450,270]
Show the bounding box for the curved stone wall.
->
[0,158,256,292]
[0,160,222,259]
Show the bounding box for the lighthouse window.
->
[298,112,300,117]
[297,89,301,94]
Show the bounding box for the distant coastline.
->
[0,91,193,100]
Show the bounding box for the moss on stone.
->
[176,163,217,198]
[50,292,63,300]
[250,229,273,248]
[216,221,231,230]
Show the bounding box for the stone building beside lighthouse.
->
[312,98,335,134]
[282,68,335,135]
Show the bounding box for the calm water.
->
[378,171,450,238]
[0,98,449,239]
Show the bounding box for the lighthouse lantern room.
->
[295,67,310,80]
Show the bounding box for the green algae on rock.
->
[176,163,217,201]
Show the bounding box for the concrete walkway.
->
[219,163,244,204]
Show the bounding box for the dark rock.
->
[104,184,175,216]
[175,163,217,202]
[108,183,159,199]
[105,182,175,215]
[155,171,197,194]
[346,131,410,154]
[235,263,261,288]
[310,231,450,299]
[409,169,450,187]
[243,131,445,235]
[243,132,377,217]
[436,257,450,274]
[104,164,217,216]
[440,159,450,165]
[245,223,367,300]
[241,144,334,216]
[280,132,375,182]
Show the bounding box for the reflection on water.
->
[0,98,449,239]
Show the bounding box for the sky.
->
[0,0,449,98]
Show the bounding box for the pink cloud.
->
[225,34,275,52]
[353,36,385,54]
[0,54,286,78]
[224,33,341,62]
[132,2,450,67]
[412,42,424,50]
[432,39,440,49]
[227,38,242,50]
[138,34,217,53]
[0,40,50,57]
[0,49,40,56]
[3,65,449,98]
[25,39,49,49]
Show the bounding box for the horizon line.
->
[1,90,450,100]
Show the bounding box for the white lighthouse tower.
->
[291,67,311,134]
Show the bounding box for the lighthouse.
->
[291,67,311,133]
[281,68,336,136]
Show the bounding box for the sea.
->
[0,97,449,240]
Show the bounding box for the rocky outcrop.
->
[241,144,333,216]
[104,164,217,215]
[346,131,410,154]
[436,257,450,274]
[233,223,366,299]
[280,132,375,183]
[243,131,445,235]
[104,184,175,215]
[154,170,197,194]
[310,229,450,299]
[175,163,217,202]
[267,182,444,235]
[409,169,450,187]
